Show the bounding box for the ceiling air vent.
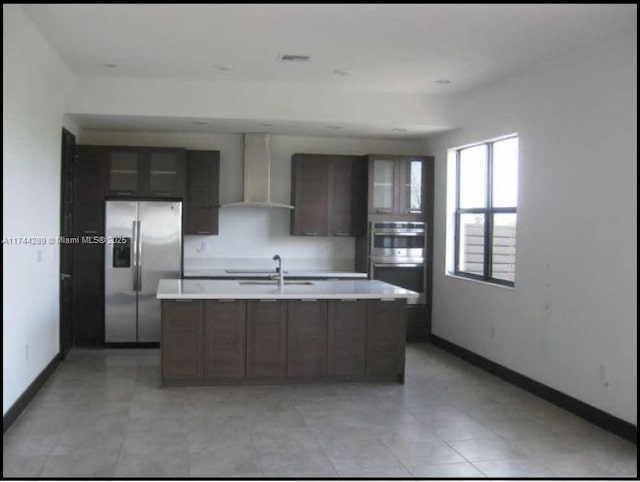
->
[280,54,310,62]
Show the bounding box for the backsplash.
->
[183,208,356,271]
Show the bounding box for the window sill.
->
[446,272,514,290]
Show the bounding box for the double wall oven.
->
[369,222,426,305]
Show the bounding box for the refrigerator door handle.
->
[136,220,143,291]
[132,220,138,292]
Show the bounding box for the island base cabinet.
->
[204,300,246,378]
[366,299,407,378]
[161,296,408,385]
[287,300,328,377]
[327,300,367,376]
[246,300,287,378]
[161,300,204,380]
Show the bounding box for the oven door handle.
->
[374,263,424,268]
[372,232,424,236]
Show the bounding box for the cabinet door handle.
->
[334,232,352,237]
[83,230,99,235]
[408,209,422,214]
[380,298,396,302]
[196,231,211,235]
[303,232,318,236]
[375,209,392,214]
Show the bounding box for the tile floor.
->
[3,343,637,478]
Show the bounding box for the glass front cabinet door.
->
[370,158,396,214]
[108,149,140,196]
[400,158,424,215]
[147,149,186,198]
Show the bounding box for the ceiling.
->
[22,4,636,95]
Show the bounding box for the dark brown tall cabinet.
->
[186,150,220,235]
[73,147,108,345]
[291,154,367,237]
[362,154,435,340]
[72,144,221,347]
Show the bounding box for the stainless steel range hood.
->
[221,133,294,209]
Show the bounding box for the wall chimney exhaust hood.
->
[221,133,294,209]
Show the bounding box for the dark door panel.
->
[287,300,328,377]
[327,300,366,376]
[204,300,246,378]
[246,300,287,378]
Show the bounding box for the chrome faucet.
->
[272,254,284,285]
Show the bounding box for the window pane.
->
[492,137,518,207]
[492,213,517,282]
[458,213,485,275]
[459,145,487,208]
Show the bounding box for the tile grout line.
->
[376,433,419,477]
[441,439,491,478]
[308,423,342,478]
[36,432,60,478]
[248,432,266,477]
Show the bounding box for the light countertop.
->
[182,269,368,279]
[157,279,419,300]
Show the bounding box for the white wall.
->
[67,77,454,133]
[426,29,637,424]
[2,5,75,414]
[78,130,429,271]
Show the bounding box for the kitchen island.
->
[157,279,418,386]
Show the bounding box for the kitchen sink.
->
[238,281,314,286]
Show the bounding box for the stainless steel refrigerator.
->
[105,201,182,343]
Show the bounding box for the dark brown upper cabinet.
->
[107,147,141,197]
[74,146,109,235]
[146,148,187,198]
[368,155,434,220]
[185,150,220,235]
[329,155,367,237]
[291,154,330,236]
[291,153,367,237]
[106,146,186,198]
